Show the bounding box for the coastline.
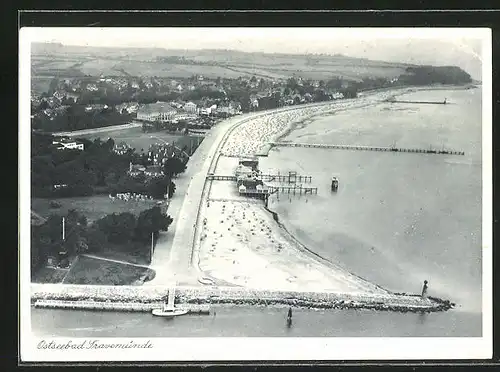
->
[29,84,465,312]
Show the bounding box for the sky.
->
[23,27,489,80]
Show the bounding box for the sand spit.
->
[31,284,454,313]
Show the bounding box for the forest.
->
[31,206,173,277]
[31,132,186,199]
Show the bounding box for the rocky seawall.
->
[31,284,454,313]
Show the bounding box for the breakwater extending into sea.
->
[269,142,465,156]
[31,284,454,313]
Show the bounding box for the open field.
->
[31,77,54,94]
[79,126,201,154]
[62,255,155,285]
[32,267,69,284]
[31,195,158,223]
[31,44,415,81]
[90,245,151,266]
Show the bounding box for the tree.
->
[135,206,174,242]
[96,212,137,244]
[85,226,108,253]
[164,157,187,177]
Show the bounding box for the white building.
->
[52,140,84,151]
[183,101,197,113]
[136,102,178,122]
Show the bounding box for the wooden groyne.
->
[34,299,211,314]
[270,142,464,156]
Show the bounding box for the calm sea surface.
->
[31,88,483,337]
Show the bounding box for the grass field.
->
[32,267,69,284]
[91,244,151,266]
[79,127,201,154]
[31,76,54,94]
[62,255,155,285]
[31,195,158,223]
[31,45,414,81]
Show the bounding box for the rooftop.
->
[138,102,177,115]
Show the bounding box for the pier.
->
[208,173,313,183]
[386,99,448,105]
[207,175,237,181]
[34,299,211,314]
[268,184,318,195]
[261,172,312,183]
[269,142,464,156]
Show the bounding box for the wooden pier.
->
[208,173,313,183]
[261,172,312,183]
[386,99,448,105]
[268,184,318,195]
[270,142,464,156]
[34,299,211,314]
[207,175,237,181]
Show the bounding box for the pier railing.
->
[269,142,464,156]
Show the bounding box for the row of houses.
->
[136,100,242,123]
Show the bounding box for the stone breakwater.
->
[31,284,454,313]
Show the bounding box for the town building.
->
[114,141,132,155]
[136,102,178,122]
[183,101,197,113]
[128,162,146,178]
[52,139,84,151]
[238,157,259,171]
[144,165,164,178]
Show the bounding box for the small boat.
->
[152,308,189,318]
[152,283,187,318]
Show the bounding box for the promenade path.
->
[146,113,265,286]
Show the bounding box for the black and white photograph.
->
[19,27,492,362]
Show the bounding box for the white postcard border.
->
[19,27,492,362]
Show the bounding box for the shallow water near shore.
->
[31,305,480,337]
[259,88,482,334]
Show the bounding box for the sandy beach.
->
[191,89,419,293]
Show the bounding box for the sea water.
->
[261,88,482,326]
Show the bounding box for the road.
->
[52,122,142,137]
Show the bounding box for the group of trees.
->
[31,206,173,277]
[398,66,472,86]
[32,103,134,132]
[31,132,187,199]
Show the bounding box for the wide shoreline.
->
[30,84,464,312]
